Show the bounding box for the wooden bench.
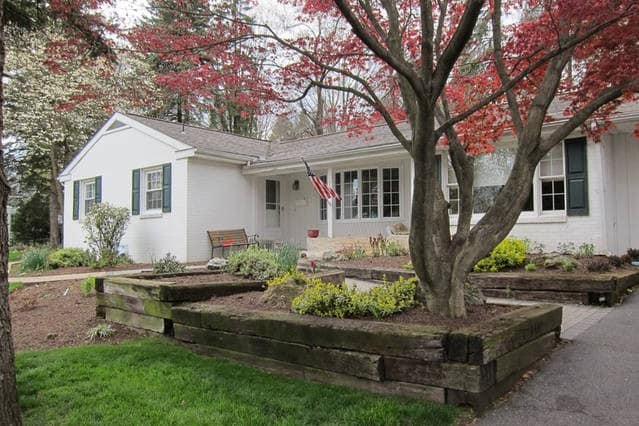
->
[207,229,258,258]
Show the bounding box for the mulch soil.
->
[204,291,514,330]
[332,254,636,275]
[11,261,207,278]
[332,256,411,270]
[9,279,144,351]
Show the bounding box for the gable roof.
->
[124,114,269,159]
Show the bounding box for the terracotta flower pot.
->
[307,229,320,238]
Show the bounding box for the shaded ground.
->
[11,263,152,278]
[333,255,411,270]
[152,272,245,284]
[207,291,514,329]
[478,292,639,425]
[9,279,143,351]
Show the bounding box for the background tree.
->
[10,192,49,245]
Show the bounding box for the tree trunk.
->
[48,148,62,247]
[0,0,23,419]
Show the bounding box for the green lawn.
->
[16,338,459,425]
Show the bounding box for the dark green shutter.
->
[565,138,588,216]
[95,176,102,204]
[436,156,442,184]
[132,169,140,215]
[162,163,172,213]
[72,180,80,220]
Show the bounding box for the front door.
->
[265,179,281,239]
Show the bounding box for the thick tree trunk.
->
[0,0,23,420]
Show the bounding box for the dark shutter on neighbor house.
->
[436,156,442,184]
[95,176,102,204]
[72,180,80,220]
[132,169,140,215]
[162,163,172,213]
[565,137,588,216]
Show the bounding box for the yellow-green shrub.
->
[291,277,417,318]
[473,238,527,272]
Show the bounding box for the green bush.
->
[276,244,299,273]
[473,238,528,272]
[384,241,408,256]
[80,277,96,295]
[524,262,537,272]
[225,246,280,280]
[562,260,575,272]
[152,253,186,274]
[48,248,92,269]
[292,277,417,319]
[81,203,130,267]
[20,247,50,272]
[576,243,595,258]
[403,261,414,270]
[266,269,308,287]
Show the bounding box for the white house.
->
[59,106,639,263]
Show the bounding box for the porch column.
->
[327,167,334,238]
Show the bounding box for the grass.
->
[9,281,24,293]
[16,338,460,425]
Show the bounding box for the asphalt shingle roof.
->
[125,114,269,159]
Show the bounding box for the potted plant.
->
[307,229,319,238]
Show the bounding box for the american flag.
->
[303,159,342,201]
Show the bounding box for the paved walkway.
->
[478,292,639,425]
[9,264,207,284]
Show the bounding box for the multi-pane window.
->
[539,144,565,211]
[84,181,95,214]
[361,169,378,218]
[383,168,400,217]
[319,175,327,221]
[327,167,401,221]
[342,170,359,219]
[145,169,163,211]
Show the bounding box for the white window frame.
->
[538,143,566,215]
[81,179,96,217]
[445,141,569,224]
[143,167,163,214]
[322,165,402,222]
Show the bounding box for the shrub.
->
[292,277,417,319]
[473,238,527,272]
[524,262,537,272]
[576,243,595,258]
[266,269,308,287]
[225,246,280,280]
[80,277,96,295]
[11,192,49,245]
[48,248,92,269]
[620,254,632,264]
[628,248,639,261]
[557,242,576,255]
[82,203,130,267]
[384,240,408,256]
[339,243,367,260]
[562,260,575,272]
[86,323,115,341]
[276,244,299,273]
[20,247,50,272]
[586,257,611,272]
[152,253,186,274]
[403,261,414,270]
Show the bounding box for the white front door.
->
[265,179,281,239]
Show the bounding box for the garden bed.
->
[171,301,562,411]
[327,261,639,306]
[96,270,345,333]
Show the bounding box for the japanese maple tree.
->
[261,0,638,317]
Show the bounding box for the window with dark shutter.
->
[162,163,172,213]
[72,181,80,220]
[565,137,589,216]
[132,169,140,215]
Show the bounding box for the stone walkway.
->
[486,297,613,340]
[478,292,639,425]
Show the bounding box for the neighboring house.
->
[59,106,639,263]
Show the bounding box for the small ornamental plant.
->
[82,203,130,267]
